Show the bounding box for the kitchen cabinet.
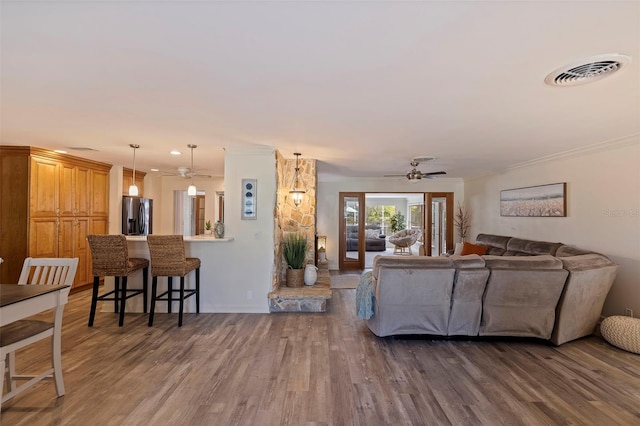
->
[0,146,111,287]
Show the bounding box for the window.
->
[366,205,396,235]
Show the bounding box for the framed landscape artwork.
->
[500,183,566,217]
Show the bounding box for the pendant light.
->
[129,144,140,196]
[289,152,307,207]
[187,144,197,197]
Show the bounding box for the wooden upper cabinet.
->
[59,162,76,216]
[75,165,92,216]
[123,167,145,196]
[30,156,60,217]
[91,168,110,216]
[0,146,112,287]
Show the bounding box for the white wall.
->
[217,146,277,312]
[149,174,224,235]
[317,178,465,269]
[464,137,640,317]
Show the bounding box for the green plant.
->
[389,212,406,233]
[283,233,307,269]
[205,220,212,230]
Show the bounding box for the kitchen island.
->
[101,236,235,315]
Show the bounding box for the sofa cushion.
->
[450,253,485,268]
[371,255,453,280]
[483,254,563,269]
[475,234,511,256]
[461,242,489,256]
[559,253,616,271]
[365,229,380,239]
[555,245,593,257]
[505,237,563,256]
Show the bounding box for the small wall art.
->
[241,178,257,220]
[500,182,566,217]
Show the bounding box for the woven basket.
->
[286,268,305,288]
[600,316,640,355]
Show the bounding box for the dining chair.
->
[146,235,201,327]
[1,257,78,402]
[86,235,149,327]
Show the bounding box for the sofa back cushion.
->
[475,234,511,255]
[373,265,455,336]
[483,254,563,269]
[555,245,593,257]
[505,237,563,256]
[371,255,453,280]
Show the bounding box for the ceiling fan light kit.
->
[385,159,446,182]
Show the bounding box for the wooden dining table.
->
[0,283,71,407]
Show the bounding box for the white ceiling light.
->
[545,53,632,86]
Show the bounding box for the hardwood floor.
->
[2,288,640,425]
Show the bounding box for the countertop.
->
[125,235,234,243]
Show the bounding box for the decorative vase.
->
[304,264,318,286]
[214,220,225,238]
[286,268,305,288]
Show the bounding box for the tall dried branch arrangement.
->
[454,202,471,242]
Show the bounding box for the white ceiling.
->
[2,1,639,180]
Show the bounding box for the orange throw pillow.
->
[460,242,489,256]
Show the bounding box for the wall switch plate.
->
[625,308,633,317]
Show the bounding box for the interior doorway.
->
[338,192,454,270]
[338,193,365,270]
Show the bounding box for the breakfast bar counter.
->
[102,236,235,315]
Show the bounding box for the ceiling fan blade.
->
[424,171,447,178]
[384,174,408,177]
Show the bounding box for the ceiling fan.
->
[154,144,212,179]
[385,161,446,182]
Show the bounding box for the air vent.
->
[412,156,436,162]
[67,147,99,151]
[545,54,631,86]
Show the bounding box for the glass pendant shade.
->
[129,144,140,196]
[187,144,198,196]
[291,190,304,206]
[289,152,307,207]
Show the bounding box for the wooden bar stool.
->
[146,235,200,327]
[86,235,149,327]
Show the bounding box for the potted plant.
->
[283,232,307,287]
[204,220,212,235]
[453,202,471,242]
[389,211,406,233]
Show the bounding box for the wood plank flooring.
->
[2,287,640,425]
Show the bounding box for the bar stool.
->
[146,235,200,327]
[86,235,149,327]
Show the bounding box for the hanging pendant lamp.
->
[187,144,197,196]
[289,152,307,207]
[129,144,140,196]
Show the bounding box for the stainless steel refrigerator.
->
[122,196,153,235]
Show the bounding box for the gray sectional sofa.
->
[364,233,619,345]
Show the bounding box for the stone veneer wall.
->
[273,151,317,291]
